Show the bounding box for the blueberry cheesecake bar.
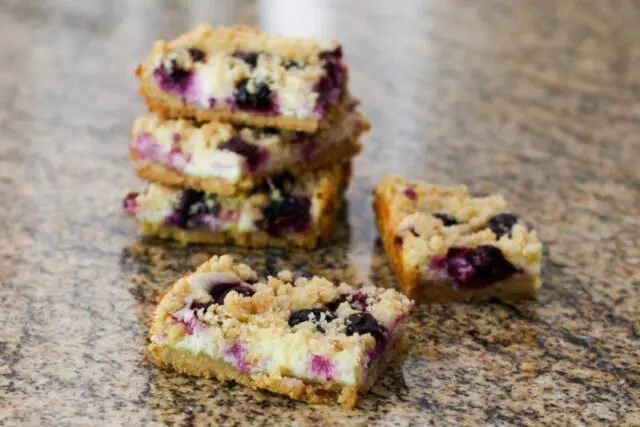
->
[136,25,349,133]
[148,254,413,407]
[130,103,368,196]
[373,175,543,301]
[123,162,350,248]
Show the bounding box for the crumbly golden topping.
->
[167,25,340,62]
[151,255,413,350]
[374,175,543,274]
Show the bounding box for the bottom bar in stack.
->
[148,254,413,407]
[123,162,350,248]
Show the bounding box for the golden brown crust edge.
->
[373,186,422,299]
[131,139,362,196]
[138,83,321,133]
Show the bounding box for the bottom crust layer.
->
[137,219,334,249]
[149,344,360,407]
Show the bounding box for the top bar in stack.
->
[136,25,349,133]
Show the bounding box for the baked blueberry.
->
[232,51,259,68]
[208,282,255,305]
[261,194,311,236]
[288,308,336,329]
[234,79,274,112]
[282,59,302,69]
[487,213,518,238]
[153,60,193,96]
[220,137,268,172]
[345,313,386,344]
[433,213,458,226]
[188,48,206,62]
[165,189,204,227]
[444,245,517,289]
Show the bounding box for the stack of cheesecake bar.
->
[123,25,370,248]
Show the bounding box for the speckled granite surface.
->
[1,0,639,425]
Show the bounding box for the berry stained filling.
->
[151,47,347,118]
[123,192,139,215]
[219,137,269,172]
[232,79,278,114]
[431,245,518,290]
[131,132,191,169]
[314,47,347,116]
[153,60,198,103]
[261,194,311,236]
[146,181,312,237]
[309,355,334,380]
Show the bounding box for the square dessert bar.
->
[130,101,368,196]
[148,254,413,408]
[124,162,350,248]
[136,25,349,132]
[373,175,543,302]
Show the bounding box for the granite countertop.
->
[1,0,638,425]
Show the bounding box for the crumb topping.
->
[375,175,543,275]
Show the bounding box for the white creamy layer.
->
[174,327,366,386]
[188,53,324,118]
[131,184,263,232]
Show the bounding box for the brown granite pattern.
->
[1,0,639,425]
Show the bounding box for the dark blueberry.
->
[232,51,259,68]
[326,293,368,312]
[122,192,138,212]
[208,282,255,305]
[313,57,346,113]
[220,137,268,172]
[394,236,403,246]
[282,59,303,69]
[319,46,343,61]
[444,245,517,289]
[345,313,386,344]
[153,60,194,96]
[261,194,311,236]
[288,308,336,330]
[433,213,458,226]
[262,127,280,135]
[254,172,295,194]
[188,47,206,62]
[234,79,274,112]
[487,213,519,238]
[164,189,204,228]
[269,172,295,191]
[190,300,213,312]
[403,188,418,200]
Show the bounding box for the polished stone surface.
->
[1,0,639,425]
